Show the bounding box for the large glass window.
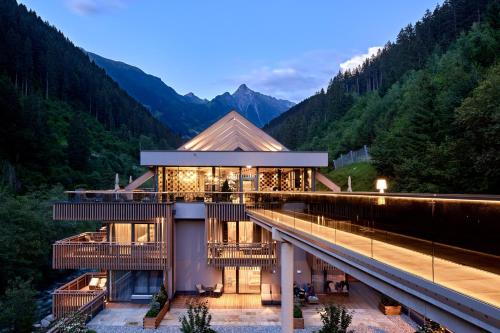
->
[238,267,261,293]
[109,270,163,301]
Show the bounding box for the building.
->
[51,111,335,316]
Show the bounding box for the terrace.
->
[53,232,168,270]
[207,242,279,270]
[52,272,107,319]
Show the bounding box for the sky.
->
[19,0,442,103]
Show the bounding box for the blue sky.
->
[20,0,442,102]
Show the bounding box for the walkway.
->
[87,283,416,332]
[248,208,500,309]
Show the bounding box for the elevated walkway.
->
[247,206,500,332]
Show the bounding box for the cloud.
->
[339,46,382,72]
[65,0,130,15]
[228,50,343,103]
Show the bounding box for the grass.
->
[319,162,378,192]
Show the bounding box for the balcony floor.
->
[88,282,416,332]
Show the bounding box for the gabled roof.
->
[178,110,288,152]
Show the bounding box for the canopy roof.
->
[178,111,288,152]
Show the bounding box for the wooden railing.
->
[53,233,168,270]
[205,202,247,221]
[52,272,107,319]
[207,242,278,270]
[53,201,172,221]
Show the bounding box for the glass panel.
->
[227,222,237,243]
[224,267,237,294]
[238,267,261,294]
[134,224,149,243]
[133,271,149,294]
[239,221,254,243]
[111,224,131,243]
[109,271,132,301]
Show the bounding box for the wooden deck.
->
[171,294,265,309]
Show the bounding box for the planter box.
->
[143,301,170,329]
[293,317,305,329]
[379,303,401,316]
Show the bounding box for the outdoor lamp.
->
[376,179,387,193]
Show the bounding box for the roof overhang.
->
[141,151,328,167]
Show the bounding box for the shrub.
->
[59,312,89,333]
[316,304,353,333]
[145,308,160,318]
[179,300,216,333]
[293,305,303,318]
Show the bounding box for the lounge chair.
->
[196,284,206,296]
[271,284,281,305]
[89,277,100,290]
[213,283,223,297]
[261,283,272,305]
[98,278,107,289]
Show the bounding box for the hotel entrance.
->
[223,267,261,294]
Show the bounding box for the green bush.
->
[293,305,303,318]
[145,308,160,318]
[316,304,353,333]
[179,300,216,333]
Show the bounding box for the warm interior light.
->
[376,179,388,193]
[246,165,252,169]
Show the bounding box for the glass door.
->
[238,267,261,293]
[224,267,237,293]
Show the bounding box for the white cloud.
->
[65,0,130,15]
[339,46,382,72]
[228,50,342,103]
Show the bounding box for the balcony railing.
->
[207,242,278,270]
[53,232,168,270]
[52,272,107,319]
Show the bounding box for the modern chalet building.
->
[51,111,338,317]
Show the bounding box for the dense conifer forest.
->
[265,0,499,193]
[0,1,181,330]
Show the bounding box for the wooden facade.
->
[205,202,247,221]
[52,272,107,319]
[207,242,278,270]
[53,202,172,221]
[53,232,169,270]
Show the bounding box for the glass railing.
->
[244,191,500,309]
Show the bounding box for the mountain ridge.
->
[87,52,295,137]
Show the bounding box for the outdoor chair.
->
[98,278,107,289]
[88,277,100,290]
[196,284,206,296]
[213,283,223,297]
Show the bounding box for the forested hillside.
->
[265,0,499,193]
[0,1,180,330]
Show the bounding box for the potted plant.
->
[316,303,353,333]
[143,285,170,328]
[379,295,401,315]
[293,305,304,329]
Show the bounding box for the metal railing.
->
[333,145,370,169]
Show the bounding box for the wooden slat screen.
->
[207,242,278,271]
[53,202,172,221]
[205,203,247,221]
[53,241,168,270]
[52,273,106,319]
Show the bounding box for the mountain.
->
[264,0,499,193]
[0,0,181,191]
[87,52,294,137]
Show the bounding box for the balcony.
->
[52,272,107,319]
[53,232,168,270]
[207,242,278,270]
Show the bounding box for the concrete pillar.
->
[281,241,294,333]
